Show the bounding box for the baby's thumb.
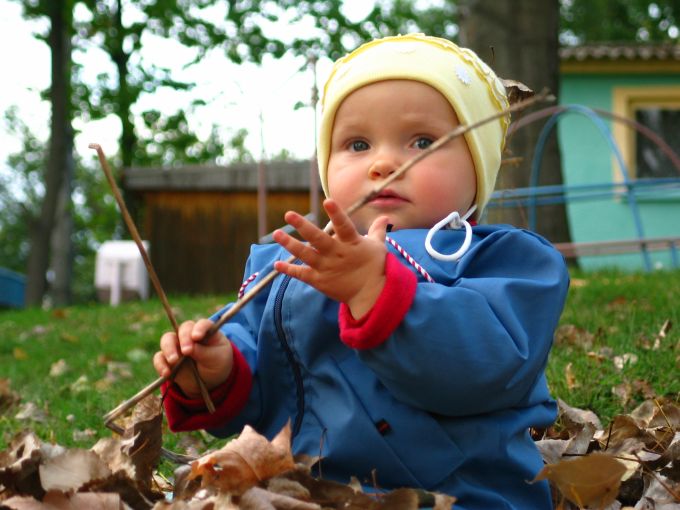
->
[367,215,390,242]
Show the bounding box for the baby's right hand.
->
[153,319,233,398]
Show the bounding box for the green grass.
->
[1,269,679,454]
[546,268,680,422]
[0,294,234,454]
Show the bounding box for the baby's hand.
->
[273,199,388,318]
[153,319,233,398]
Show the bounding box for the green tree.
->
[10,0,255,305]
[19,0,75,307]
[0,108,120,303]
[72,0,287,169]
[561,0,680,43]
[12,0,677,305]
[223,128,255,165]
[278,0,457,59]
[0,108,46,276]
[458,0,570,242]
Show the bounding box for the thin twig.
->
[206,88,553,335]
[634,452,680,502]
[101,89,553,424]
[90,144,215,420]
[654,398,674,431]
[105,412,196,463]
[604,419,614,451]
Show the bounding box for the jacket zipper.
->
[273,274,305,436]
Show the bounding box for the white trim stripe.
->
[386,236,435,283]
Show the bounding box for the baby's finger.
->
[284,211,334,252]
[272,229,321,267]
[153,351,172,378]
[192,318,217,344]
[324,199,360,242]
[160,331,181,364]
[274,259,312,284]
[177,320,197,355]
[367,215,390,243]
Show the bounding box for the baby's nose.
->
[368,158,398,179]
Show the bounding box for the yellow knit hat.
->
[317,33,509,218]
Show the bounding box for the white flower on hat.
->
[455,64,472,86]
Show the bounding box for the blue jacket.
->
[209,225,569,509]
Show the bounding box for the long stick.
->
[101,90,553,424]
[205,89,553,334]
[90,144,215,417]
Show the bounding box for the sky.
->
[0,0,378,173]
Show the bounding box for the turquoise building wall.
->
[557,73,680,270]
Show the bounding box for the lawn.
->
[1,268,679,455]
[0,294,233,456]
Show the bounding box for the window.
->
[612,86,680,181]
[635,107,680,178]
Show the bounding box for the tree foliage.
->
[0,108,46,275]
[560,0,680,43]
[5,0,678,304]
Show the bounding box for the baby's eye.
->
[349,140,370,152]
[413,137,434,150]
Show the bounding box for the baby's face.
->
[327,80,476,234]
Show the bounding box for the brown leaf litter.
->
[1,394,678,509]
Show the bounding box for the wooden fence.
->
[124,161,321,295]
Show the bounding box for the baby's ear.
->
[501,78,534,105]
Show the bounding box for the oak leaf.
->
[189,422,295,494]
[39,449,111,492]
[533,452,627,508]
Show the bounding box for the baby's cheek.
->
[327,181,354,209]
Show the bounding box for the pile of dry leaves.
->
[536,398,679,509]
[0,395,678,509]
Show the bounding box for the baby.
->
[154,34,569,509]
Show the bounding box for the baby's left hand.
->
[273,199,388,318]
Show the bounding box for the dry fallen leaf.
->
[533,452,627,508]
[59,332,79,344]
[612,381,632,405]
[0,432,66,498]
[49,359,69,377]
[121,394,163,488]
[613,353,639,371]
[651,319,672,350]
[189,422,295,494]
[3,397,678,509]
[14,402,48,423]
[554,324,595,349]
[13,347,28,361]
[69,375,90,394]
[501,78,534,104]
[558,399,603,431]
[0,378,20,414]
[3,490,124,509]
[240,486,321,509]
[39,449,112,492]
[565,362,580,390]
[73,428,97,442]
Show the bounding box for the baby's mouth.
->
[368,195,409,212]
[370,189,408,204]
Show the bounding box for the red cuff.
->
[339,252,417,350]
[161,343,253,432]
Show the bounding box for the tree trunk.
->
[25,0,73,306]
[458,0,571,242]
[50,152,75,306]
[113,0,134,170]
[110,0,141,223]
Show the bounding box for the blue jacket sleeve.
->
[357,228,569,417]
[206,244,280,436]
